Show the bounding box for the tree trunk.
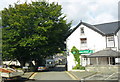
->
[34,59,44,66]
[18,60,26,67]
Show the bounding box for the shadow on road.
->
[45,65,67,72]
[4,77,36,82]
[3,77,27,82]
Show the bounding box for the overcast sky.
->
[0,0,119,27]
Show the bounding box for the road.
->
[0,65,75,82]
[1,64,119,82]
[24,65,77,82]
[30,65,73,80]
[33,71,73,80]
[26,65,119,82]
[9,64,119,82]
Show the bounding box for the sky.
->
[0,0,119,27]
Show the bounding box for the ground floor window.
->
[89,57,117,65]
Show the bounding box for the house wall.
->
[66,24,106,71]
[66,26,81,71]
[81,24,106,52]
[106,35,119,51]
[66,23,119,71]
[67,24,106,53]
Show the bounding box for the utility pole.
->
[17,0,20,3]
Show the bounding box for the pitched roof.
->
[94,21,120,35]
[86,49,120,58]
[67,21,120,38]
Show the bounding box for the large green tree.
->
[2,1,71,66]
[0,11,1,26]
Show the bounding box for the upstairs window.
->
[107,36,114,41]
[80,38,87,48]
[81,38,87,44]
[106,36,115,47]
[80,27,84,34]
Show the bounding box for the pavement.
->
[83,72,120,80]
[68,71,97,80]
[68,70,119,81]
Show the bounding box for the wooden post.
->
[96,58,99,65]
[109,57,111,65]
[86,58,88,66]
[85,58,86,66]
[88,58,90,65]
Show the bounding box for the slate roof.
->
[94,21,120,35]
[86,49,120,58]
[67,21,120,38]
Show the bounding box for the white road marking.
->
[84,73,97,80]
[104,72,116,80]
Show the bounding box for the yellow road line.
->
[65,71,79,80]
[29,72,37,79]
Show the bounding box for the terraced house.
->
[66,21,120,71]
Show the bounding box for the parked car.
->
[0,67,24,81]
[37,65,47,71]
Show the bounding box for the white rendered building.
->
[66,21,120,71]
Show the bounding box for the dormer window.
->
[80,27,84,34]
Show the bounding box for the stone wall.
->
[86,65,120,73]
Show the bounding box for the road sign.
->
[79,50,93,54]
[72,51,76,54]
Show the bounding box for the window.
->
[80,38,87,48]
[106,36,115,47]
[107,36,114,41]
[80,27,84,34]
[81,38,87,44]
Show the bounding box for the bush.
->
[73,64,85,70]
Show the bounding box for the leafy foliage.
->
[72,64,85,70]
[71,46,85,70]
[2,1,71,66]
[0,11,1,23]
[71,46,80,64]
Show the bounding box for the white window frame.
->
[106,36,115,48]
[107,36,114,41]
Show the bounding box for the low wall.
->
[86,65,120,73]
